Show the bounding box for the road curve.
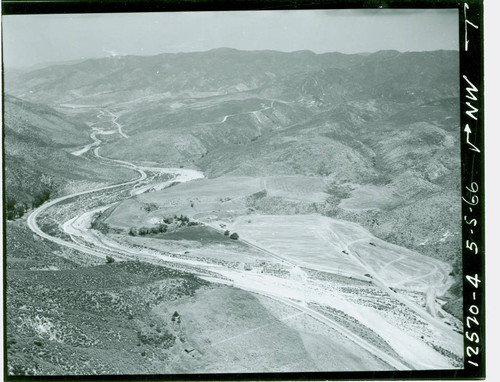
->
[26,118,147,260]
[27,172,144,256]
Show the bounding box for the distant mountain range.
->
[5,48,458,105]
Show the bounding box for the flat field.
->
[226,214,452,292]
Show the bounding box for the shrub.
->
[6,197,16,211]
[91,220,110,234]
[230,232,239,240]
[5,198,27,220]
[143,203,159,213]
[139,227,150,236]
[129,227,138,236]
[6,210,16,221]
[137,327,176,347]
[16,207,25,218]
[224,230,230,236]
[106,256,115,264]
[171,311,180,322]
[33,188,51,208]
[178,214,189,223]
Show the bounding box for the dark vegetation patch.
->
[142,203,159,213]
[137,325,176,347]
[129,214,198,237]
[90,208,122,235]
[128,215,241,245]
[149,225,237,245]
[246,189,267,203]
[325,183,354,206]
[5,178,54,220]
[90,213,112,234]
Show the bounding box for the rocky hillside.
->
[3,95,136,218]
[6,221,210,376]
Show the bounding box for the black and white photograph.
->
[1,1,485,378]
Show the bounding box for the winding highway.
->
[27,110,146,257]
[27,167,146,260]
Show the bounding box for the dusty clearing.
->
[224,214,451,292]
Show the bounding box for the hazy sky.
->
[2,9,458,68]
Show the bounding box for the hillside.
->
[3,95,136,218]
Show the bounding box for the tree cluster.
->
[223,229,239,240]
[5,198,27,220]
[129,214,199,236]
[90,217,110,234]
[6,175,54,220]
